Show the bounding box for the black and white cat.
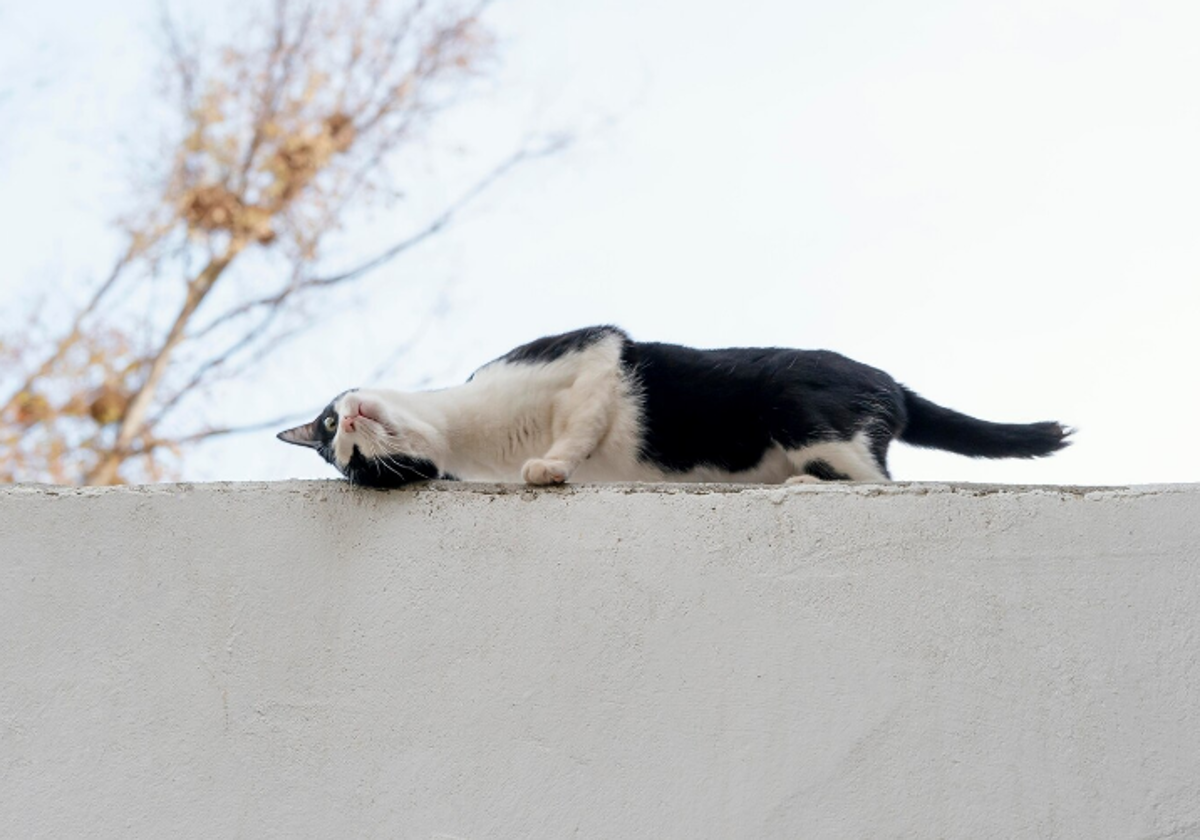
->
[278,325,1070,488]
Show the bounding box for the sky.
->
[1,0,1198,486]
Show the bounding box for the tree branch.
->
[85,245,242,484]
[236,0,316,190]
[305,139,565,289]
[187,138,566,342]
[5,0,565,486]
[130,410,314,457]
[149,300,302,429]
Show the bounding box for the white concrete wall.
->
[2,481,1199,839]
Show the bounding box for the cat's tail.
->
[898,388,1072,459]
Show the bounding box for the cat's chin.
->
[343,446,440,489]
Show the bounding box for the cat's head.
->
[276,389,447,488]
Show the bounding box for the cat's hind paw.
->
[522,458,571,486]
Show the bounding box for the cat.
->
[277,325,1071,488]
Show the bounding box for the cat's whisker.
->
[363,427,403,455]
[377,454,435,483]
[354,432,437,484]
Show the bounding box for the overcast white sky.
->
[2,0,1198,486]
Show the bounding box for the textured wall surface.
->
[2,481,1199,839]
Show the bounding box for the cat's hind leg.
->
[783,459,850,485]
[783,431,890,484]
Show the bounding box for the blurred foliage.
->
[0,0,554,485]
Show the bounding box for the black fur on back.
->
[498,325,624,366]
[615,331,1069,476]
[619,338,906,475]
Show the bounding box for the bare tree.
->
[0,0,560,485]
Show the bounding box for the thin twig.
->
[0,247,135,416]
[187,139,565,341]
[304,142,559,289]
[130,409,315,456]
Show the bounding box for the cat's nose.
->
[341,416,356,433]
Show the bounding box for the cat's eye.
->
[323,416,336,432]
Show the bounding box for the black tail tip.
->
[1036,421,1074,455]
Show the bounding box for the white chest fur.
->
[334,333,651,483]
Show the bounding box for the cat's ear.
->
[277,421,321,448]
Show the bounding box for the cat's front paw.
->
[785,474,824,485]
[522,458,571,485]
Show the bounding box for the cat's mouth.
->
[361,407,393,436]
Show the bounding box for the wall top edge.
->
[2,480,1196,501]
